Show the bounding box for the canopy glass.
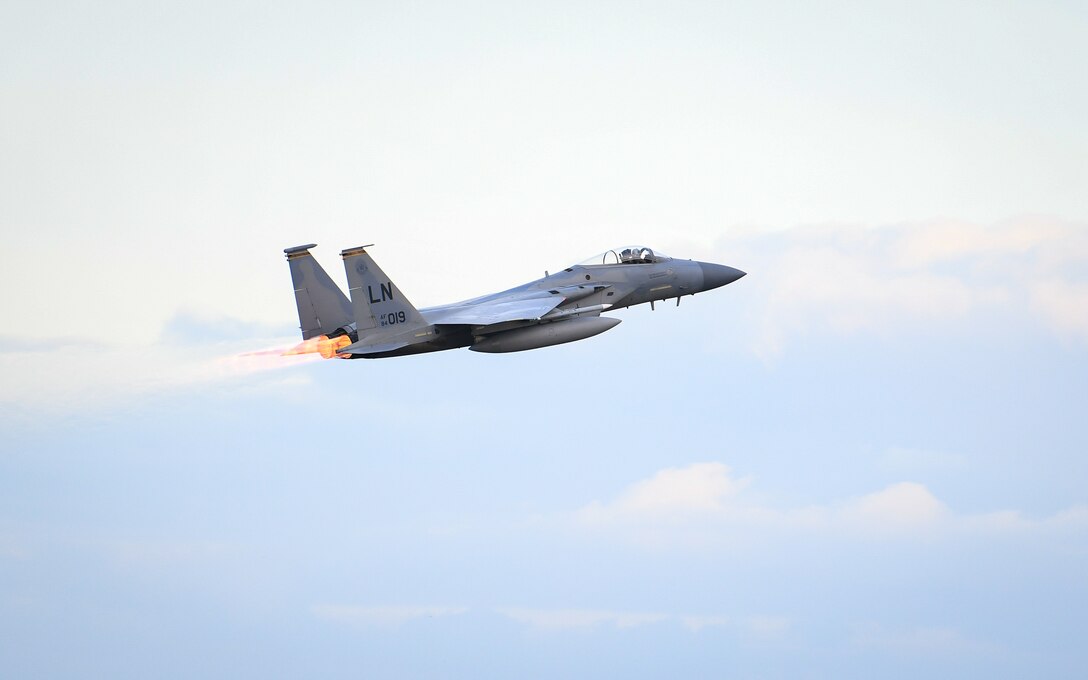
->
[575,246,670,266]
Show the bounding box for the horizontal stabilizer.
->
[339,326,441,357]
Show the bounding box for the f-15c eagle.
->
[284,243,745,359]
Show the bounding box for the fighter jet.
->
[284,244,745,359]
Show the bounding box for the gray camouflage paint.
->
[284,245,745,358]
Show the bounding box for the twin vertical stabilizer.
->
[340,246,430,348]
[284,244,354,340]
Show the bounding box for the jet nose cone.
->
[698,262,746,291]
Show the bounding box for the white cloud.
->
[892,219,1064,268]
[573,462,1087,547]
[574,463,770,548]
[839,482,947,530]
[311,604,468,628]
[578,462,748,523]
[712,217,1088,357]
[1031,280,1088,343]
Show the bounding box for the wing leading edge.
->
[421,296,565,326]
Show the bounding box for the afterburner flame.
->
[283,334,352,359]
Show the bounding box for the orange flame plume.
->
[282,334,352,359]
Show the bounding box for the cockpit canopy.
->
[576,246,671,267]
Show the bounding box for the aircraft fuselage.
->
[283,244,744,358]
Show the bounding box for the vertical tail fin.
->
[340,245,427,338]
[284,244,354,340]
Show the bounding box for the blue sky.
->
[2,2,1087,678]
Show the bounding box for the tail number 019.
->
[380,311,408,327]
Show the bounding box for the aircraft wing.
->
[421,296,564,327]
